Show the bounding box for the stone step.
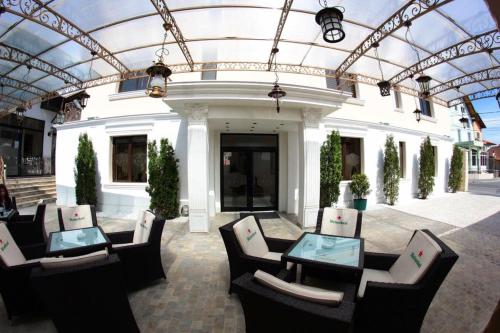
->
[6,176,55,186]
[17,197,56,209]
[11,189,56,198]
[15,192,56,204]
[10,185,56,195]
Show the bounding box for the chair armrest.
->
[241,253,286,272]
[2,261,40,272]
[361,280,423,302]
[12,215,35,223]
[266,237,296,253]
[363,252,399,270]
[106,231,134,244]
[110,242,149,254]
[20,243,46,260]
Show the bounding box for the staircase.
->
[6,176,56,209]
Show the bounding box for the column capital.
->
[302,108,322,127]
[185,104,209,123]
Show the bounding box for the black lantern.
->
[496,91,500,108]
[416,74,432,97]
[315,3,345,43]
[459,115,468,129]
[146,27,172,98]
[78,91,90,109]
[55,111,65,125]
[413,108,422,122]
[15,106,26,125]
[268,84,286,113]
[377,81,391,97]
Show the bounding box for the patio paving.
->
[0,203,498,332]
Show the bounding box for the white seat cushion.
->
[389,230,442,284]
[60,205,94,230]
[132,210,156,244]
[0,223,26,266]
[321,208,358,237]
[40,249,108,269]
[357,268,394,298]
[233,216,269,258]
[263,251,294,270]
[254,270,343,305]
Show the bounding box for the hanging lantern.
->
[413,108,422,122]
[55,111,65,125]
[315,3,345,43]
[15,106,26,125]
[78,91,90,109]
[268,84,286,113]
[377,81,391,97]
[146,28,172,98]
[416,74,432,97]
[459,115,468,129]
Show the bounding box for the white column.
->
[298,108,322,228]
[186,104,209,232]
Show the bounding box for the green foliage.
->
[383,135,400,205]
[418,136,435,199]
[74,133,97,205]
[320,130,342,207]
[146,138,179,219]
[448,145,463,193]
[349,173,370,199]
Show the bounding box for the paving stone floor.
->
[0,204,499,332]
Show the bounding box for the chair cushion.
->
[321,208,358,237]
[263,251,294,270]
[40,249,108,269]
[233,216,269,258]
[389,230,442,284]
[132,211,156,244]
[0,223,26,266]
[357,268,394,298]
[254,270,343,305]
[60,205,94,230]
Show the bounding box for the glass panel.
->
[302,47,350,69]
[113,139,130,182]
[166,0,279,10]
[0,60,19,74]
[66,58,118,80]
[49,0,155,31]
[0,12,23,37]
[7,67,46,83]
[341,137,361,180]
[420,99,432,117]
[49,227,107,252]
[31,76,65,91]
[425,63,465,85]
[287,233,361,267]
[131,141,147,182]
[223,151,248,208]
[439,0,497,35]
[450,53,495,74]
[350,56,403,80]
[119,77,149,93]
[0,125,20,176]
[221,134,277,147]
[112,136,146,182]
[281,12,321,43]
[252,151,276,208]
[115,44,185,70]
[187,39,273,63]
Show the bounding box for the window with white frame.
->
[471,151,477,167]
[480,152,487,166]
[399,141,406,178]
[394,88,402,110]
[112,136,147,182]
[325,71,357,98]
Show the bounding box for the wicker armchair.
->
[232,271,356,333]
[30,254,139,333]
[353,229,458,333]
[219,215,296,294]
[7,203,47,247]
[107,215,166,290]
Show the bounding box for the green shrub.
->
[418,136,435,199]
[74,133,97,205]
[383,135,400,205]
[320,130,342,207]
[448,145,463,193]
[349,173,370,199]
[146,138,179,219]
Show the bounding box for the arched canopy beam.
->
[0,94,25,105]
[149,0,195,71]
[0,75,48,96]
[2,0,129,73]
[336,0,453,77]
[448,87,499,107]
[389,30,500,84]
[430,66,500,96]
[267,0,294,71]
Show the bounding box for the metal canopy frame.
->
[0,76,48,96]
[149,0,195,71]
[0,94,25,105]
[429,66,500,96]
[0,0,498,111]
[448,87,499,106]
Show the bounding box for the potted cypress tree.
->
[146,138,179,219]
[383,135,400,205]
[349,173,370,211]
[448,145,463,193]
[74,133,97,205]
[320,130,342,207]
[418,136,435,199]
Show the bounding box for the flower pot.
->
[353,198,367,211]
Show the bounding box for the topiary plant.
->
[320,130,342,207]
[448,145,463,193]
[383,135,400,205]
[349,173,370,199]
[146,138,179,219]
[418,136,435,199]
[74,133,97,205]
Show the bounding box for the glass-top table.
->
[283,233,364,281]
[47,226,111,257]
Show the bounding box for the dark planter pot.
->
[353,198,367,211]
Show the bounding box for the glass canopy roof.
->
[0,0,498,110]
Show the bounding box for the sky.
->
[472,97,500,144]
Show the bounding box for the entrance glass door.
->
[221,134,278,211]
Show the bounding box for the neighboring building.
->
[452,97,487,174]
[53,70,454,230]
[488,145,500,175]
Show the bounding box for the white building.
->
[54,71,454,231]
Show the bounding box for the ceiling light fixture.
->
[268,48,286,113]
[15,105,26,125]
[373,42,390,97]
[146,23,173,98]
[315,1,345,43]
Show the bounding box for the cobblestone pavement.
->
[0,204,498,333]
